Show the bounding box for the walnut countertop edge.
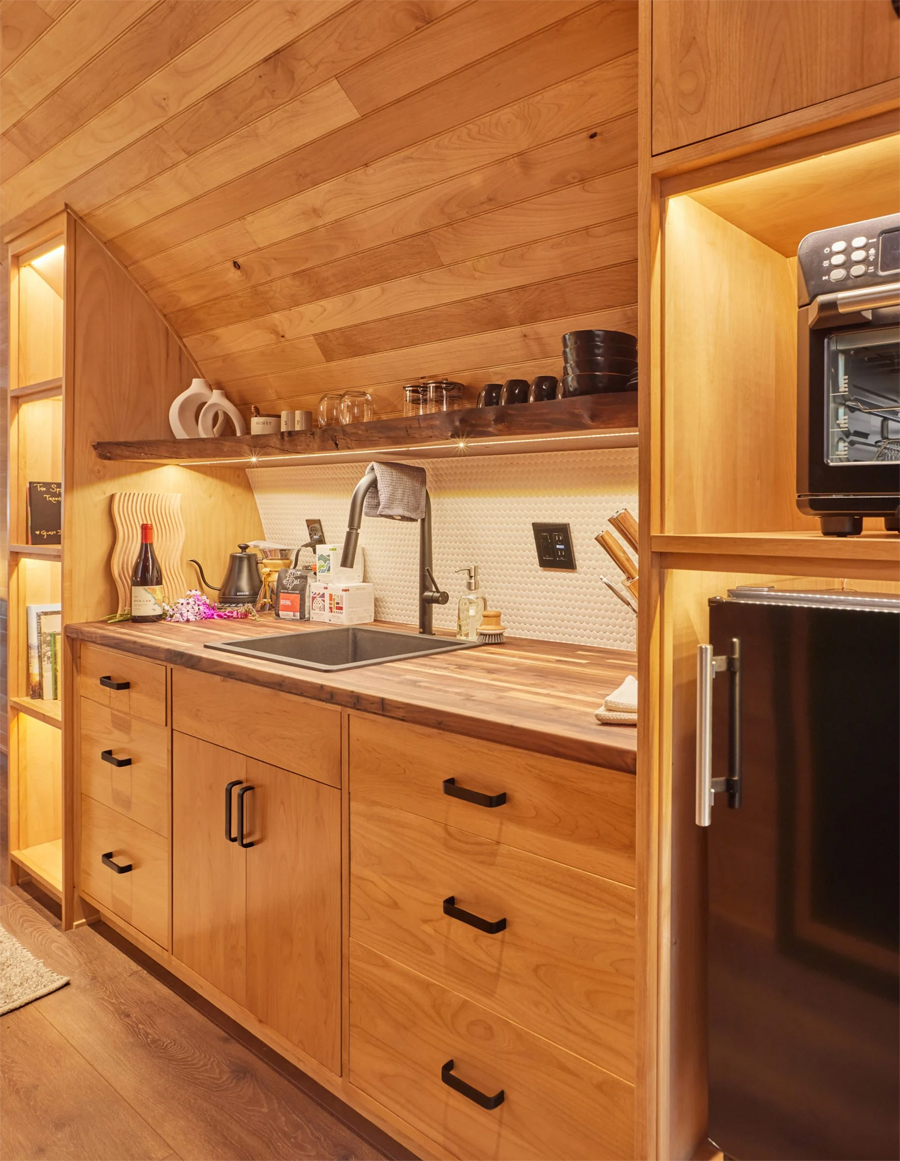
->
[66,617,638,773]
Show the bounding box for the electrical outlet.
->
[532,523,576,570]
[305,518,326,545]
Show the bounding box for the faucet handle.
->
[424,567,449,605]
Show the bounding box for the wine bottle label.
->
[132,585,164,618]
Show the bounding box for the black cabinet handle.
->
[225,780,242,842]
[101,749,131,768]
[101,851,132,874]
[440,1060,504,1110]
[442,777,506,809]
[237,784,255,848]
[443,896,506,934]
[99,675,129,691]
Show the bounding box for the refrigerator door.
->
[707,597,899,1161]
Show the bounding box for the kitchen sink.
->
[204,625,481,671]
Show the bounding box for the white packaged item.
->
[310,581,329,622]
[326,582,375,625]
[315,543,365,583]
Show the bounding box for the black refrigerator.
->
[699,588,900,1161]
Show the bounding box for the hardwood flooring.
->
[0,759,413,1161]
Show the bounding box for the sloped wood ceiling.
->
[1,0,638,421]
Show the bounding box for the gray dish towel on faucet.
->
[363,461,427,521]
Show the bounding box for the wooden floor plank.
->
[0,1004,173,1161]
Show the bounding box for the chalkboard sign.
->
[27,481,61,545]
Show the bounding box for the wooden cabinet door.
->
[652,0,900,154]
[245,759,341,1074]
[172,733,247,1005]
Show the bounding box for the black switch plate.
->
[532,523,576,570]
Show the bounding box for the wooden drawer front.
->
[172,668,341,788]
[79,698,169,836]
[351,800,635,1081]
[79,796,169,949]
[78,643,167,726]
[350,943,634,1161]
[349,713,635,885]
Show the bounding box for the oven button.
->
[831,240,847,252]
[830,253,846,265]
[830,268,848,282]
[850,264,867,277]
[851,249,867,261]
[852,236,867,247]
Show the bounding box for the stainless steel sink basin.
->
[205,625,481,671]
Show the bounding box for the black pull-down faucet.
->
[340,467,449,634]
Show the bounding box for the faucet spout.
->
[341,468,377,568]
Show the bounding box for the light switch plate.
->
[532,522,576,570]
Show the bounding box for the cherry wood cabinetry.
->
[651,0,900,154]
[171,731,341,1074]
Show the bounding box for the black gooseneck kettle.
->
[189,544,263,606]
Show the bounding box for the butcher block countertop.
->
[66,617,637,773]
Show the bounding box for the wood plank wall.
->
[1,0,638,422]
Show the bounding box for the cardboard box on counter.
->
[310,581,375,625]
[315,544,365,583]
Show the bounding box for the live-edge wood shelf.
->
[93,393,639,465]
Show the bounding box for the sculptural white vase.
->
[169,377,212,439]
[197,389,246,437]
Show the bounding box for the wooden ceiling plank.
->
[429,166,638,265]
[314,261,638,363]
[136,111,637,305]
[104,5,637,264]
[208,303,638,404]
[169,234,443,337]
[0,132,31,179]
[0,0,354,222]
[3,0,249,162]
[188,218,637,369]
[1,0,159,133]
[85,80,360,239]
[337,0,595,116]
[1,1,56,74]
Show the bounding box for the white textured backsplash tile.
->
[247,447,638,649]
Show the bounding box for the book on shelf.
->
[27,481,61,546]
[26,603,61,700]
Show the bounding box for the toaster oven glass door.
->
[826,326,900,466]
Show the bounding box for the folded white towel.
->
[604,674,638,714]
[363,461,427,521]
[594,674,637,726]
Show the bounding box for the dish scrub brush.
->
[478,609,506,644]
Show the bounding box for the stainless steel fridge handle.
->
[696,645,718,826]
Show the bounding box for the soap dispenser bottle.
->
[455,565,486,640]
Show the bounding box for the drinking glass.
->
[317,393,342,428]
[339,390,374,425]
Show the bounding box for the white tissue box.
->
[326,582,375,625]
[315,543,364,583]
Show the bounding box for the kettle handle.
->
[188,560,221,592]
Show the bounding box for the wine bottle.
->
[131,523,164,623]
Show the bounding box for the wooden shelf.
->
[651,531,900,582]
[10,376,63,401]
[11,839,63,899]
[9,696,62,729]
[9,544,61,560]
[92,393,639,466]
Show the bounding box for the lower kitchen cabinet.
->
[172,732,341,1074]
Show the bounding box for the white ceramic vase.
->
[169,377,213,438]
[197,389,246,437]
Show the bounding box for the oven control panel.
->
[798,213,900,304]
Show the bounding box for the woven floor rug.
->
[0,925,69,1015]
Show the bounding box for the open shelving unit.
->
[6,217,67,902]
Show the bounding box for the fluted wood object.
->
[110,492,187,613]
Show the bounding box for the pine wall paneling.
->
[1,0,639,427]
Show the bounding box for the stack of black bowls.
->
[561,329,637,396]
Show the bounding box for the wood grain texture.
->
[67,616,638,771]
[350,941,636,1161]
[1,1,638,427]
[651,0,900,154]
[351,798,636,1080]
[110,491,188,611]
[78,641,167,726]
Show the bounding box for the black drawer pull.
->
[443,896,507,934]
[441,1059,504,1110]
[237,784,255,848]
[99,675,130,690]
[101,749,132,768]
[225,780,242,842]
[442,777,506,809]
[101,851,132,874]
